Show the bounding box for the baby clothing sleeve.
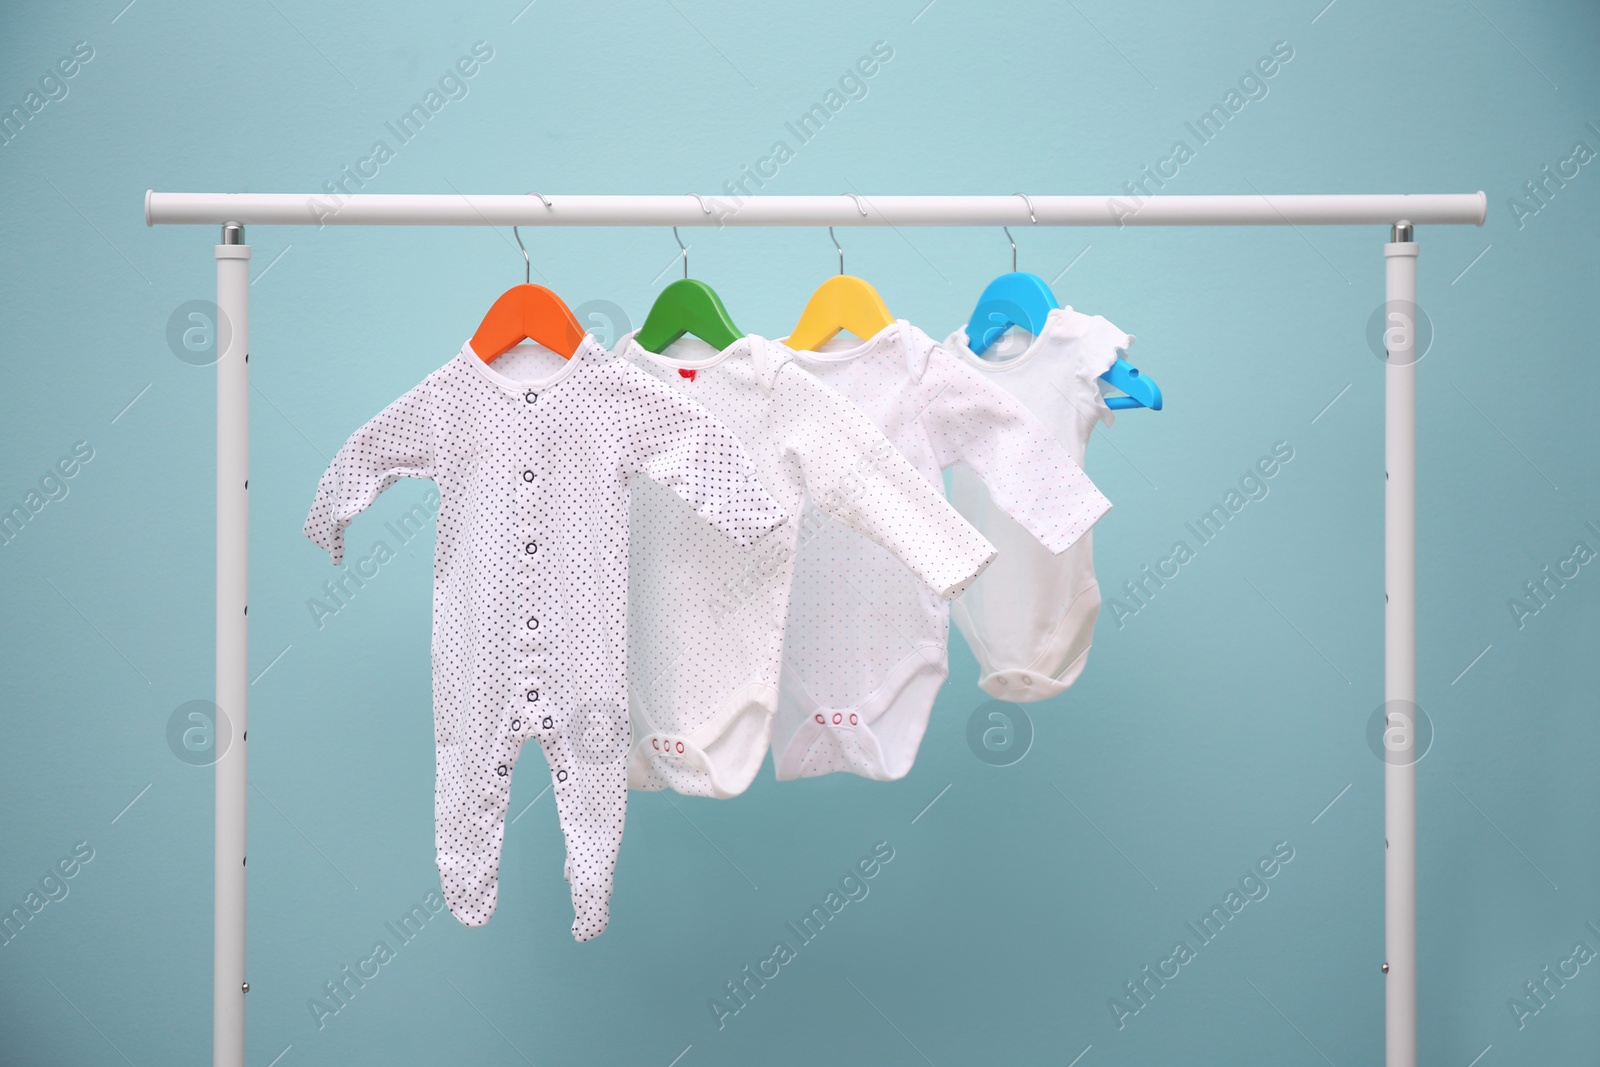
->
[303,382,435,565]
[619,369,788,548]
[918,344,1109,554]
[774,357,996,599]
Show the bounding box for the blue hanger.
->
[1100,353,1162,410]
[964,195,1162,411]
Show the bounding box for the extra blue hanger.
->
[964,194,1162,411]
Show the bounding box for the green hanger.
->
[635,228,744,353]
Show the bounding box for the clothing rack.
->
[143,190,1488,1067]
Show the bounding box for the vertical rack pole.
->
[215,222,250,1067]
[1384,222,1419,1067]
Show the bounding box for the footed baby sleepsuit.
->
[617,333,997,798]
[944,307,1133,700]
[774,321,1110,781]
[304,337,785,940]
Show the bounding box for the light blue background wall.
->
[1,1,1596,1064]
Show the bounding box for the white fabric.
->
[303,336,784,940]
[944,307,1132,700]
[615,333,997,799]
[774,320,1111,781]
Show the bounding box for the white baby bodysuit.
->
[616,332,997,799]
[304,336,785,940]
[774,320,1111,781]
[943,307,1132,701]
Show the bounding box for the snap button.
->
[849,713,858,725]
[522,470,534,482]
[511,718,521,731]
[832,712,843,724]
[555,769,568,782]
[995,676,1009,687]
[526,689,538,702]
[527,617,539,629]
[524,390,538,404]
[542,716,553,730]
[675,741,685,754]
[1017,676,1032,688]
[651,739,659,750]
[814,714,825,724]
[496,764,508,776]
[525,542,537,554]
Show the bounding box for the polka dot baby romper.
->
[775,321,1111,781]
[304,336,785,940]
[616,332,997,799]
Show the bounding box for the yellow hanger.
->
[786,207,894,351]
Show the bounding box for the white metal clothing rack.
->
[144,190,1487,1067]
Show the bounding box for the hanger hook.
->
[513,226,530,284]
[511,193,554,285]
[1003,226,1017,273]
[675,194,711,280]
[1014,191,1036,225]
[832,194,866,275]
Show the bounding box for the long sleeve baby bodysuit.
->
[944,307,1132,700]
[304,336,785,940]
[615,332,997,799]
[774,320,1111,781]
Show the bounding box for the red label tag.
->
[678,369,697,381]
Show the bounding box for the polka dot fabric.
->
[616,333,997,800]
[304,337,785,940]
[774,321,1111,782]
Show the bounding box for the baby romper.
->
[943,307,1133,700]
[616,332,997,798]
[304,336,785,940]
[773,320,1111,781]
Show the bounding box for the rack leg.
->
[215,223,250,1067]
[1384,223,1419,1067]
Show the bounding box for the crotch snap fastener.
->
[511,718,521,731]
[527,689,539,702]
[526,542,537,554]
[496,764,508,776]
[832,712,843,724]
[675,741,685,753]
[651,738,660,750]
[556,769,568,782]
[814,713,825,724]
[527,617,539,629]
[522,470,534,482]
[849,713,858,725]
[542,716,553,730]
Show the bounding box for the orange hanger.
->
[470,199,585,362]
